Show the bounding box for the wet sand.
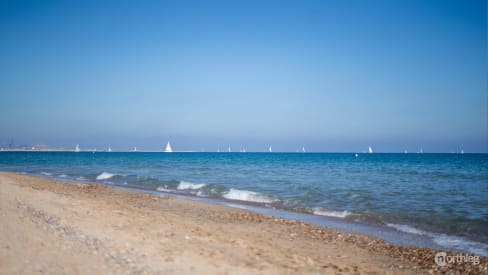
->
[0,171,486,274]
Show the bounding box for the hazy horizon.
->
[1,0,487,153]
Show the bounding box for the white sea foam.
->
[40,172,52,176]
[313,207,351,218]
[386,223,434,236]
[177,181,206,190]
[223,188,278,204]
[58,174,68,178]
[433,234,488,256]
[156,186,173,193]
[96,172,117,180]
[387,223,488,256]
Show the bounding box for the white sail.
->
[269,146,272,153]
[368,146,373,153]
[75,144,80,152]
[228,147,231,153]
[165,142,173,153]
[108,146,112,152]
[134,147,137,152]
[461,149,464,154]
[302,146,306,153]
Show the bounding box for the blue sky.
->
[0,0,486,152]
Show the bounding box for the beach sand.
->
[0,171,486,274]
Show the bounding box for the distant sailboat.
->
[108,146,112,152]
[368,146,373,154]
[461,149,464,154]
[228,147,231,153]
[404,150,408,154]
[134,147,137,152]
[302,146,306,153]
[269,146,272,153]
[165,142,173,153]
[75,144,80,152]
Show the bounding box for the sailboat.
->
[461,149,464,154]
[165,142,173,153]
[75,144,80,152]
[302,146,306,153]
[269,146,272,153]
[108,146,112,152]
[134,147,137,152]
[228,147,231,153]
[368,146,373,154]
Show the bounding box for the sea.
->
[1,151,487,256]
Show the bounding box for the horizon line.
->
[0,149,483,154]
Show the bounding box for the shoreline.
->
[16,169,488,257]
[1,171,487,274]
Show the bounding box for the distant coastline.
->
[0,148,482,154]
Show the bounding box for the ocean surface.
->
[1,152,487,255]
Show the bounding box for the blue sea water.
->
[1,152,487,255]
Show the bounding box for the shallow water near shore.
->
[1,151,487,255]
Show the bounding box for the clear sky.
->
[0,0,486,152]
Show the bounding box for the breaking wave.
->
[386,223,433,236]
[222,188,278,204]
[96,172,118,180]
[313,207,351,218]
[387,223,488,256]
[177,181,206,190]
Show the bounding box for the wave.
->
[386,223,433,236]
[156,186,174,193]
[387,223,488,256]
[313,207,351,218]
[96,172,118,180]
[222,188,278,204]
[433,234,488,257]
[177,181,206,190]
[40,172,52,176]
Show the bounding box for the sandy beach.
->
[0,171,486,274]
